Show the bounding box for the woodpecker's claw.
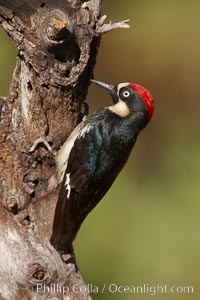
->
[28,137,53,153]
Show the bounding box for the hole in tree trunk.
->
[22,215,31,226]
[27,81,33,93]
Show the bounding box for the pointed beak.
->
[91,79,118,104]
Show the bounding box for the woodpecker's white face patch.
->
[109,99,131,117]
[65,173,71,198]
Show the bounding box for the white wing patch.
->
[56,120,92,184]
[65,173,71,198]
[78,123,92,138]
[56,120,87,183]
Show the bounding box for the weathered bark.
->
[0,1,129,299]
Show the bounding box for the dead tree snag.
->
[0,1,129,299]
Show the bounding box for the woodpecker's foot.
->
[28,137,53,154]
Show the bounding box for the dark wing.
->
[51,121,106,251]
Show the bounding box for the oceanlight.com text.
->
[36,283,194,296]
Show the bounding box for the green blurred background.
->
[1,1,200,299]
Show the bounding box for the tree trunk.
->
[0,1,129,299]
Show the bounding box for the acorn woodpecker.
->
[50,79,154,251]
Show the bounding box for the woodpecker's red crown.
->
[129,83,154,120]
